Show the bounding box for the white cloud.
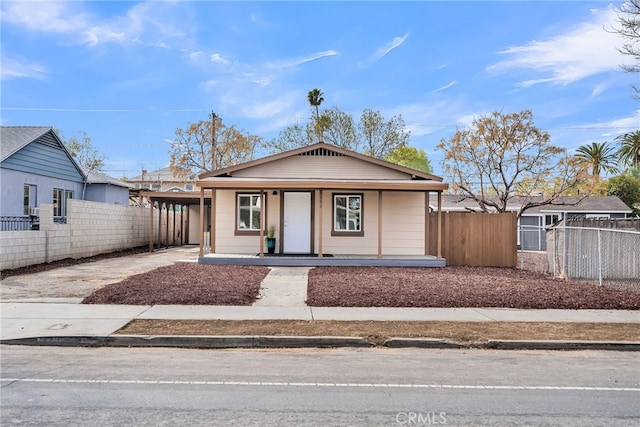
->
[267,50,338,69]
[0,55,47,80]
[486,7,630,87]
[1,0,190,48]
[210,53,229,64]
[433,81,458,92]
[591,84,608,97]
[1,1,89,34]
[589,110,640,138]
[372,33,409,62]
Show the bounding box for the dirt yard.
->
[118,319,640,344]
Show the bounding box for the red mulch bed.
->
[306,266,640,310]
[82,264,269,305]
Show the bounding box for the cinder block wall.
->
[1,200,158,270]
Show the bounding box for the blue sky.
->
[1,0,638,179]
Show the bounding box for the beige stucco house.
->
[195,142,448,265]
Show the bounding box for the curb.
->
[0,335,374,349]
[383,338,466,348]
[2,336,640,351]
[483,339,640,351]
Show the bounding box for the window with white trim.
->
[333,194,363,236]
[237,193,262,232]
[53,189,73,217]
[24,184,36,215]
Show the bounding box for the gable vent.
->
[36,133,63,151]
[298,148,344,157]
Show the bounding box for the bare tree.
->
[56,129,106,171]
[169,117,263,177]
[612,0,640,96]
[437,110,582,218]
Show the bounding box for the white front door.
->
[283,192,312,253]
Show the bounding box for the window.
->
[53,188,63,217]
[151,184,161,191]
[53,189,73,217]
[544,214,560,227]
[333,194,363,236]
[236,193,262,234]
[185,184,194,191]
[23,184,36,215]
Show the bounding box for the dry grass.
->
[117,320,640,344]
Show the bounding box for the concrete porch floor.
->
[198,253,446,267]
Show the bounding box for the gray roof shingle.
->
[0,126,52,162]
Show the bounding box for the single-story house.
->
[0,126,130,230]
[438,194,632,251]
[194,142,449,265]
[83,167,132,206]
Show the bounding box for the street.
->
[1,346,639,426]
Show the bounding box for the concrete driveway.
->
[0,246,200,302]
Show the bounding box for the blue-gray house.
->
[0,126,130,230]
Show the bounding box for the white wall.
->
[0,199,158,270]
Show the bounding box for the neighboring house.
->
[195,142,448,258]
[127,167,196,192]
[83,167,132,206]
[0,126,129,230]
[437,194,632,251]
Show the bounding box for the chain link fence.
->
[548,226,640,291]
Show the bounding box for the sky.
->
[1,0,638,179]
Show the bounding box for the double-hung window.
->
[333,194,363,236]
[237,193,262,234]
[53,189,73,218]
[23,184,36,215]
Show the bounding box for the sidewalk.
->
[1,246,639,349]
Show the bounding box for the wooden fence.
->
[428,212,518,267]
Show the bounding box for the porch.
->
[199,253,446,267]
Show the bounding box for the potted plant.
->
[266,225,276,254]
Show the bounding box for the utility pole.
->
[209,111,217,170]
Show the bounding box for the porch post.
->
[424,191,430,256]
[210,189,216,253]
[165,202,170,249]
[172,202,176,246]
[148,198,154,252]
[259,189,265,258]
[199,188,204,257]
[157,202,163,250]
[377,190,383,259]
[437,191,443,259]
[318,189,323,258]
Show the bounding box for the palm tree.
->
[307,88,324,118]
[307,88,324,142]
[615,130,640,169]
[574,141,619,178]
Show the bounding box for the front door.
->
[283,192,312,253]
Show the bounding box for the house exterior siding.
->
[210,189,428,256]
[1,135,84,183]
[0,168,84,216]
[84,183,129,205]
[233,155,409,180]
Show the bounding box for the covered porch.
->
[196,177,448,267]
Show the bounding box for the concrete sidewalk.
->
[1,301,639,342]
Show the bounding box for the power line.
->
[1,107,209,113]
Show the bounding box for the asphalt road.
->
[1,346,639,426]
